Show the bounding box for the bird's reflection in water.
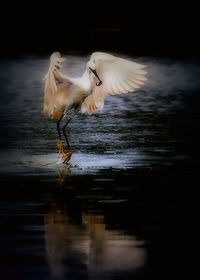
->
[45,204,146,279]
[57,166,71,186]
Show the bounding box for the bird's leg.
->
[57,115,66,158]
[62,106,81,164]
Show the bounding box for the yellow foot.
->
[57,141,72,163]
[63,149,72,164]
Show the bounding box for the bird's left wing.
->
[43,52,72,116]
[44,52,67,94]
[81,52,147,115]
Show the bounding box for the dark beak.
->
[89,67,102,86]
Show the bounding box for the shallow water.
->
[0,55,200,279]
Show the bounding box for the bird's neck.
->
[78,71,93,94]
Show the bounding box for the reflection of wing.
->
[82,52,147,115]
[45,205,145,278]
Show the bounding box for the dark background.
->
[0,3,200,279]
[1,2,199,58]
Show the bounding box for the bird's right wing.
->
[81,52,147,115]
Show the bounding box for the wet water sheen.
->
[0,55,200,279]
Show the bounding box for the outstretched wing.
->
[43,52,72,116]
[81,52,147,115]
[43,52,67,94]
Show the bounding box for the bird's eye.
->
[93,59,95,63]
[89,70,91,74]
[57,61,60,63]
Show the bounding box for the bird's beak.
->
[89,67,102,86]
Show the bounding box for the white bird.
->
[43,52,147,163]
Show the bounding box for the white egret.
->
[43,52,147,163]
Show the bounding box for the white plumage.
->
[44,51,147,117]
[81,52,147,114]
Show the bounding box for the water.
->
[0,55,200,279]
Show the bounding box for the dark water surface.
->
[0,55,200,279]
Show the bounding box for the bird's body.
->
[44,69,92,119]
[43,52,148,163]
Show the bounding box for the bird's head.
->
[86,61,102,87]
